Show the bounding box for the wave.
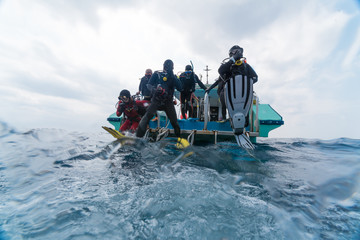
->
[1,121,360,239]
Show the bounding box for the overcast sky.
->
[1,0,359,139]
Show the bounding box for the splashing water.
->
[0,122,359,239]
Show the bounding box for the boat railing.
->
[156,128,170,141]
[191,93,200,119]
[157,111,161,129]
[203,92,210,130]
[198,98,203,119]
[187,130,196,145]
[249,92,259,135]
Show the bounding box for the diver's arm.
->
[206,78,221,92]
[247,64,258,84]
[174,75,183,92]
[146,73,158,94]
[195,74,207,90]
[138,77,144,92]
[218,61,232,76]
[116,103,125,117]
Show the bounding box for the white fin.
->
[235,134,255,150]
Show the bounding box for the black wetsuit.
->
[136,71,183,138]
[218,59,258,84]
[138,75,152,101]
[179,71,206,119]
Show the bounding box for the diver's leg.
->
[185,93,191,118]
[165,103,181,137]
[189,93,194,118]
[180,92,187,119]
[136,102,158,138]
[130,121,139,133]
[220,91,227,119]
[120,119,131,132]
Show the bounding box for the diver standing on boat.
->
[116,89,147,133]
[179,65,207,119]
[136,59,183,138]
[136,69,153,101]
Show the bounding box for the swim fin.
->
[234,134,255,150]
[176,137,190,149]
[102,126,126,139]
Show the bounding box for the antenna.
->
[203,65,211,84]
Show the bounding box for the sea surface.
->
[1,121,359,240]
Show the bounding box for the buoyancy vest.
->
[230,58,248,77]
[154,71,175,101]
[179,71,194,92]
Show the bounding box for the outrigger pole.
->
[203,65,211,84]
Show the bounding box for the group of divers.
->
[115,45,258,147]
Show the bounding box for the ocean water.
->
[0,122,359,240]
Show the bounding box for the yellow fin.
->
[176,137,190,149]
[102,126,126,139]
[183,151,194,158]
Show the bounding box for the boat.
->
[106,83,284,146]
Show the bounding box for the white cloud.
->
[343,26,360,68]
[242,1,357,139]
[0,0,359,139]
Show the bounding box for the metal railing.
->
[249,92,259,135]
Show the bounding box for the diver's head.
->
[163,59,174,72]
[229,45,243,58]
[118,89,131,102]
[145,69,152,76]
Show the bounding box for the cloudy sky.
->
[0,0,359,139]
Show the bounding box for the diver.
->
[222,45,258,132]
[179,65,207,119]
[116,89,147,133]
[206,46,258,122]
[136,59,183,138]
[136,68,153,101]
